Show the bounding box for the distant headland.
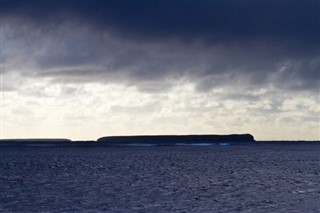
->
[0,134,255,145]
[0,138,72,142]
[97,134,255,144]
[1,134,320,147]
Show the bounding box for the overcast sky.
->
[1,0,319,140]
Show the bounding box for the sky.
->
[0,0,319,141]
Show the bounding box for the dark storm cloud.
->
[1,0,319,94]
[2,0,319,42]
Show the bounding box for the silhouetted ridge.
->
[0,139,72,147]
[97,134,255,144]
[0,138,71,142]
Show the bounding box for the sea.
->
[1,142,319,212]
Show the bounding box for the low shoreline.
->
[1,134,319,147]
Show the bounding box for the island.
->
[0,134,256,147]
[0,138,72,147]
[97,134,255,145]
[0,139,72,142]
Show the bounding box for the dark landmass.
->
[0,134,255,147]
[0,139,73,147]
[0,138,71,142]
[97,134,255,144]
[1,135,319,148]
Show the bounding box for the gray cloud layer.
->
[2,0,319,42]
[1,0,319,95]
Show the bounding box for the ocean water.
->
[1,143,320,212]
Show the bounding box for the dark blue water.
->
[1,143,319,212]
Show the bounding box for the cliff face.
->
[97,134,255,144]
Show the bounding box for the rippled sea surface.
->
[1,143,320,212]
